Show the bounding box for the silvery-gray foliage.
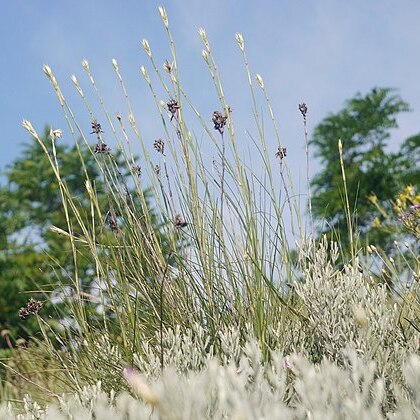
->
[2,240,418,418]
[294,239,418,390]
[1,346,419,419]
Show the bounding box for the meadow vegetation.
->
[0,6,419,419]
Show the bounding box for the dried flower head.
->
[16,338,27,347]
[212,111,228,134]
[154,165,161,176]
[1,329,11,338]
[163,60,173,73]
[299,103,308,119]
[153,139,165,155]
[94,142,111,154]
[49,128,63,140]
[174,214,188,228]
[398,202,420,238]
[19,298,43,320]
[276,147,287,160]
[90,120,104,137]
[108,217,119,233]
[167,99,180,121]
[132,164,142,177]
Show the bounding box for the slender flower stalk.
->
[299,102,314,235]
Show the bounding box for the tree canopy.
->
[0,128,163,346]
[310,87,420,253]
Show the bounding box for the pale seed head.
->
[140,66,150,83]
[43,64,53,78]
[201,49,209,63]
[22,120,37,137]
[71,74,84,96]
[198,28,210,50]
[128,113,136,126]
[142,39,152,57]
[235,33,245,51]
[255,74,264,89]
[49,128,63,140]
[158,6,169,28]
[81,59,90,71]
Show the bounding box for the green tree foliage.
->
[0,128,165,347]
[310,87,420,253]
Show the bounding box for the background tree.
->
[0,127,168,348]
[310,87,420,255]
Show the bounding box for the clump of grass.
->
[20,5,304,367]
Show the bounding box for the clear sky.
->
[1,0,419,185]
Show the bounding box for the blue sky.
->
[1,0,419,185]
